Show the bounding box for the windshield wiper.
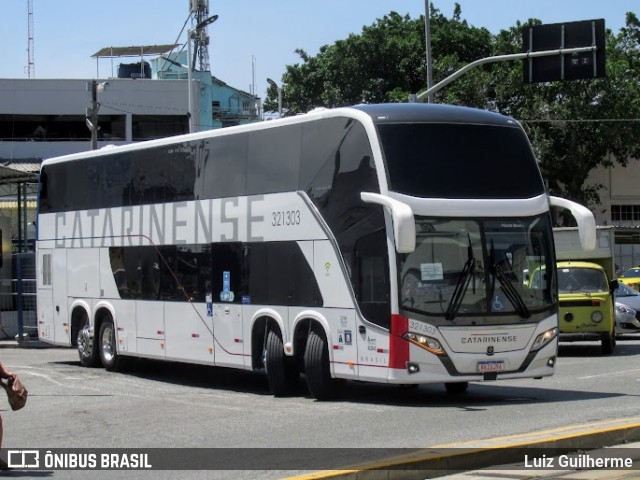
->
[492,264,531,319]
[445,236,475,321]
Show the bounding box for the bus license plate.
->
[477,360,505,372]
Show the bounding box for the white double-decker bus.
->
[36,103,594,398]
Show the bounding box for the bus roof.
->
[41,103,519,166]
[352,103,518,127]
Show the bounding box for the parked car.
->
[615,281,640,308]
[615,302,640,334]
[618,267,640,291]
[614,282,640,334]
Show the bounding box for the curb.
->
[282,418,640,480]
[0,339,56,349]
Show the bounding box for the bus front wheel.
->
[304,328,337,400]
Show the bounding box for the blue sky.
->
[0,1,637,99]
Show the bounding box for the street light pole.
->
[424,0,434,103]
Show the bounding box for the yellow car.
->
[556,261,617,354]
[618,267,640,291]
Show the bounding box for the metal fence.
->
[0,253,36,341]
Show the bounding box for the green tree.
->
[491,14,640,208]
[265,7,640,210]
[264,5,493,114]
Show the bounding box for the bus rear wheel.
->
[99,317,126,372]
[304,328,337,400]
[263,329,299,396]
[77,322,100,368]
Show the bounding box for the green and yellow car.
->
[556,261,618,354]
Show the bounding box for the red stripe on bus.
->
[389,314,409,369]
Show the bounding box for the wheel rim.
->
[101,324,115,363]
[77,326,93,359]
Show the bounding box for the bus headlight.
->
[531,327,558,352]
[591,311,603,323]
[403,332,446,356]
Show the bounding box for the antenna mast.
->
[27,0,35,78]
[190,0,211,71]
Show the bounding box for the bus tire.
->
[263,329,298,396]
[99,317,126,372]
[304,328,336,400]
[445,382,468,394]
[77,321,100,368]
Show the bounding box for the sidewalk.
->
[285,418,640,480]
[439,442,640,479]
[0,337,53,349]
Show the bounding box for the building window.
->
[611,205,640,222]
[0,114,126,141]
[131,115,188,140]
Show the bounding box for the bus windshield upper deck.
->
[377,122,544,199]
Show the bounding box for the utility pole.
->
[86,80,107,149]
[90,80,98,149]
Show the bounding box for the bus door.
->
[353,229,392,382]
[53,249,71,344]
[37,248,69,345]
[211,243,245,368]
[36,248,54,343]
[161,245,213,364]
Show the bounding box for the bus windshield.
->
[398,215,554,322]
[377,123,545,199]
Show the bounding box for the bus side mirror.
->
[548,196,596,251]
[361,192,415,253]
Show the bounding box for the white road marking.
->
[578,368,640,379]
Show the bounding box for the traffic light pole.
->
[415,45,597,102]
